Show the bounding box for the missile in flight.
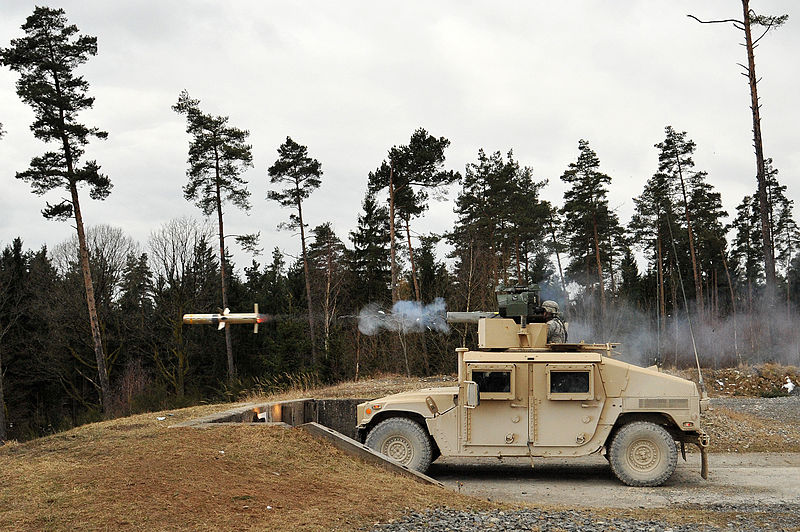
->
[183,304,269,333]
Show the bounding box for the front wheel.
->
[364,417,433,473]
[609,421,677,486]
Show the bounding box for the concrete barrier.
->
[172,398,444,486]
[299,422,443,486]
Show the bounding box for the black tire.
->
[609,421,677,487]
[364,417,433,473]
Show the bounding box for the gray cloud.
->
[1,1,797,269]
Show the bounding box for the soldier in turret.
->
[542,300,566,343]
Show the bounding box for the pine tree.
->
[449,149,550,310]
[308,223,346,361]
[729,195,763,311]
[655,126,705,313]
[348,191,391,308]
[1,7,114,415]
[368,128,457,302]
[268,136,323,366]
[172,90,254,382]
[763,161,799,313]
[559,140,621,321]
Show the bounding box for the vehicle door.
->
[462,363,528,448]
[529,362,605,447]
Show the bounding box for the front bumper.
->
[677,429,710,479]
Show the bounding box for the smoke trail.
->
[358,298,449,335]
[566,291,800,368]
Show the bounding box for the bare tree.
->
[689,2,788,301]
[148,218,215,397]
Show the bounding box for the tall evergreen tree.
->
[172,90,254,382]
[368,128,457,302]
[449,149,550,310]
[762,161,799,312]
[268,136,323,365]
[348,190,391,308]
[559,140,621,320]
[308,223,347,361]
[1,7,114,415]
[655,126,705,313]
[730,195,763,311]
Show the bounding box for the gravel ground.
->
[371,505,800,532]
[372,397,800,532]
[710,395,800,425]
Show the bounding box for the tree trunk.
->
[671,264,679,366]
[742,0,777,298]
[354,327,361,381]
[607,234,617,295]
[214,161,236,382]
[548,217,567,299]
[69,180,112,416]
[296,194,317,366]
[721,253,741,365]
[323,237,333,359]
[675,153,703,315]
[388,165,399,303]
[462,240,475,347]
[657,234,666,335]
[0,350,6,443]
[51,58,111,416]
[404,218,421,302]
[592,216,606,319]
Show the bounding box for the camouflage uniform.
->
[542,300,567,344]
[546,317,567,343]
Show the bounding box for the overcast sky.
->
[1,1,797,272]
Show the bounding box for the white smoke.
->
[358,298,449,336]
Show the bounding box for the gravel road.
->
[371,505,800,532]
[372,396,800,532]
[711,395,800,425]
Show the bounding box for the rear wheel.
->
[365,417,433,473]
[609,421,677,487]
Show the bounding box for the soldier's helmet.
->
[542,300,559,315]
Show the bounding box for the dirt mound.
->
[674,363,800,397]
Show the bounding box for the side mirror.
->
[463,380,479,409]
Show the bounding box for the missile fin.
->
[217,322,226,331]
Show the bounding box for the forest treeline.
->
[2,126,799,440]
[1,6,797,441]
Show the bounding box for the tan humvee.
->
[357,316,710,487]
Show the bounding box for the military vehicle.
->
[357,286,709,487]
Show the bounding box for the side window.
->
[547,364,594,400]
[467,364,515,400]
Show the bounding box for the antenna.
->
[665,212,706,396]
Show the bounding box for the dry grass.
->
[244,373,457,403]
[3,368,798,531]
[0,402,487,531]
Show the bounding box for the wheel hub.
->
[382,436,414,464]
[627,438,659,471]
